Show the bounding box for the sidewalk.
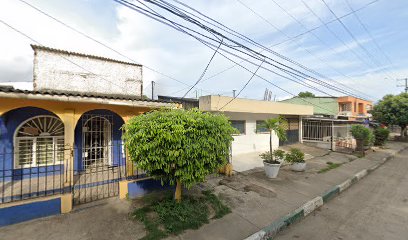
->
[172,141,408,240]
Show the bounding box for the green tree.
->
[298,91,316,98]
[122,108,236,202]
[259,117,287,163]
[371,93,408,136]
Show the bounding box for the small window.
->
[230,120,245,135]
[256,120,269,133]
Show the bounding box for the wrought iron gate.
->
[73,114,125,205]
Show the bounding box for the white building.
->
[32,45,143,97]
[199,95,314,156]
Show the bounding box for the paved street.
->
[276,148,408,240]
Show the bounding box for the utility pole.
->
[233,90,236,98]
[151,81,155,100]
[397,78,408,93]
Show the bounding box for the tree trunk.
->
[401,126,407,137]
[270,131,273,161]
[175,179,182,203]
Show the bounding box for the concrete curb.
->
[244,146,407,240]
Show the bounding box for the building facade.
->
[281,96,373,120]
[0,46,177,226]
[199,95,313,155]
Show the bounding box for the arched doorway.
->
[73,109,126,205]
[82,115,112,169]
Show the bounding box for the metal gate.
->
[73,114,126,205]
[280,118,299,146]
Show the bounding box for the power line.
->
[343,0,397,71]
[114,1,341,115]
[193,0,381,88]
[0,19,135,95]
[131,0,370,100]
[267,0,376,100]
[182,39,222,98]
[237,0,375,100]
[320,0,394,80]
[219,58,265,110]
[16,0,218,97]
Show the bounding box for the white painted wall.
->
[224,112,280,155]
[33,48,143,96]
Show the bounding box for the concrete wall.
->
[32,46,143,96]
[199,95,314,115]
[224,112,280,155]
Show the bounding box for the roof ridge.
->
[31,44,142,67]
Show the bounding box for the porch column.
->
[58,109,77,213]
[299,116,303,143]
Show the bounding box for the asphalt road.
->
[276,148,408,240]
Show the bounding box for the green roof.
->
[280,97,338,116]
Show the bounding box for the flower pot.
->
[291,162,306,172]
[263,161,281,178]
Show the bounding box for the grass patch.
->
[132,190,230,240]
[318,161,343,173]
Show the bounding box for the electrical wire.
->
[0,19,137,96]
[219,58,265,110]
[237,0,376,100]
[182,39,222,98]
[320,0,394,80]
[118,0,370,100]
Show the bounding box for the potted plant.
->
[350,125,373,155]
[258,117,287,178]
[285,148,306,172]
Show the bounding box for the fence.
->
[302,119,355,151]
[1,143,144,205]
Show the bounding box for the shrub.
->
[350,125,371,140]
[374,128,390,146]
[365,129,375,147]
[285,148,305,163]
[122,108,236,201]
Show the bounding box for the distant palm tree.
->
[261,116,288,162]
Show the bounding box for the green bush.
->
[285,148,305,163]
[122,108,236,200]
[365,129,375,147]
[374,128,390,146]
[350,125,371,140]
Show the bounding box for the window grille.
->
[14,115,64,168]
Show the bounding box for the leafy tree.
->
[258,117,287,163]
[122,108,236,202]
[298,91,316,98]
[371,93,408,136]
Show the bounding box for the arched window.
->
[14,115,64,168]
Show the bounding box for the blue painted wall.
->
[128,179,173,199]
[0,107,62,181]
[0,197,61,227]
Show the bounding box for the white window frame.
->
[14,115,64,169]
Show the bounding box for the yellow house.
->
[0,46,178,226]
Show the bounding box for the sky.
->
[0,0,407,102]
